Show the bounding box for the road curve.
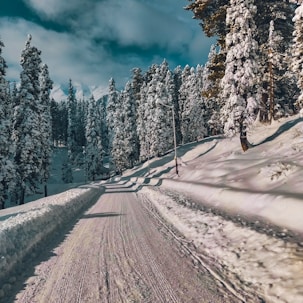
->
[12,182,239,303]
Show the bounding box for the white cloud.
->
[0,17,139,88]
[22,0,212,60]
[22,0,90,19]
[2,0,214,89]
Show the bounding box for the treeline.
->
[52,61,217,181]
[0,35,52,208]
[185,0,303,141]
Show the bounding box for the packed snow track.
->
[5,182,241,303]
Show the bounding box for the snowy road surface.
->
[8,182,240,303]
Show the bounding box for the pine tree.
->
[98,96,108,155]
[106,78,118,153]
[12,35,43,204]
[131,67,143,161]
[148,68,174,156]
[179,66,206,143]
[110,92,125,173]
[62,79,77,183]
[85,95,103,181]
[178,65,191,143]
[39,64,53,197]
[185,0,228,99]
[137,82,149,161]
[220,0,260,151]
[75,97,87,151]
[185,0,229,47]
[173,66,183,144]
[51,99,69,146]
[67,79,77,163]
[202,46,223,135]
[50,98,60,146]
[0,39,14,208]
[255,0,296,121]
[292,1,303,110]
[122,82,139,167]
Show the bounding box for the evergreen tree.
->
[122,82,139,167]
[85,95,103,181]
[98,96,108,155]
[185,0,228,99]
[75,97,87,150]
[255,0,296,120]
[137,82,149,161]
[173,66,183,144]
[51,99,68,146]
[0,39,14,208]
[147,68,174,156]
[110,92,125,173]
[292,1,303,110]
[39,64,53,196]
[50,98,60,146]
[131,67,143,161]
[185,0,229,47]
[202,46,224,135]
[67,79,77,163]
[62,150,73,183]
[110,82,139,172]
[63,79,77,183]
[220,0,260,151]
[12,35,43,204]
[106,78,118,153]
[179,67,206,143]
[178,65,191,143]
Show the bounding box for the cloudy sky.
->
[0,0,214,92]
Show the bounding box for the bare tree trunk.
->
[260,92,269,123]
[240,131,249,152]
[44,183,48,197]
[19,187,25,205]
[239,118,250,152]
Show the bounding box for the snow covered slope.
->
[124,114,303,237]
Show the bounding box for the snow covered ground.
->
[0,185,103,288]
[123,114,303,302]
[1,114,303,302]
[124,114,303,237]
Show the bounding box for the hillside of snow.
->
[122,114,303,237]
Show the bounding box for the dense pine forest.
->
[1,0,303,208]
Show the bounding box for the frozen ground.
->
[1,114,303,302]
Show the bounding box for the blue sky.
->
[0,0,214,90]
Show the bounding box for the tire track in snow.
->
[11,182,237,303]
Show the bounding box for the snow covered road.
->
[139,186,303,303]
[6,182,240,303]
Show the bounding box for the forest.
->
[0,0,303,208]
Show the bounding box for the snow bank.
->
[161,179,303,235]
[139,186,303,303]
[128,116,303,238]
[0,184,103,283]
[131,177,303,236]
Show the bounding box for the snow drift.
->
[0,184,103,283]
